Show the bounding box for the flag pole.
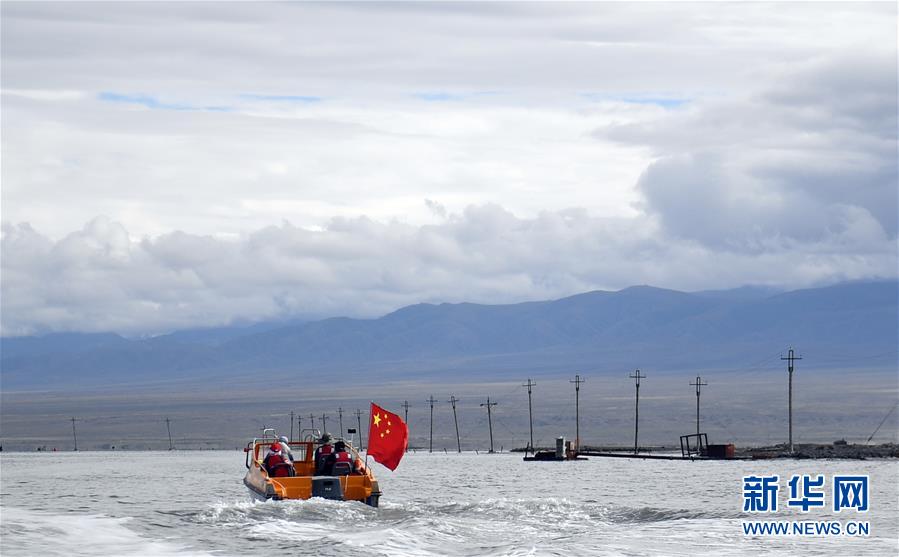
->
[364,401,371,472]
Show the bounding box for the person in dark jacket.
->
[314,434,334,474]
[321,440,356,475]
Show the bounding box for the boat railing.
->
[301,429,322,442]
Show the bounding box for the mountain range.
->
[1,281,896,391]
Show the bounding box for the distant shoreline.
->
[4,442,898,460]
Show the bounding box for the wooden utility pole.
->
[321,413,328,435]
[689,376,708,436]
[480,397,498,453]
[402,400,410,424]
[338,407,344,438]
[781,347,802,454]
[71,417,78,451]
[448,395,461,453]
[427,395,437,453]
[570,375,585,451]
[630,369,646,454]
[290,411,295,441]
[401,400,411,452]
[522,379,536,454]
[354,409,365,449]
[308,413,316,433]
[165,417,174,450]
[297,414,303,439]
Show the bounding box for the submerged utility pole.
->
[401,400,411,452]
[165,417,174,450]
[781,347,802,454]
[321,413,328,435]
[570,375,584,451]
[448,395,461,453]
[427,395,437,453]
[689,376,708,436]
[71,417,78,451]
[290,411,295,440]
[337,407,344,437]
[480,397,498,453]
[308,414,316,433]
[630,369,646,454]
[522,379,536,454]
[354,409,365,449]
[297,414,303,438]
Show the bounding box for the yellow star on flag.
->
[373,413,381,427]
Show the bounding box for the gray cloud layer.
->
[601,53,897,253]
[1,2,896,335]
[3,204,895,336]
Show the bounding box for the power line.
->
[866,402,898,445]
[629,369,646,454]
[689,376,708,437]
[781,347,802,454]
[480,397,498,453]
[570,374,585,451]
[522,379,536,454]
[448,395,461,453]
[70,417,78,451]
[401,400,411,452]
[354,409,365,449]
[427,395,437,453]
[165,417,174,450]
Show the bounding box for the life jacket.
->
[314,444,333,473]
[264,452,291,477]
[331,450,354,475]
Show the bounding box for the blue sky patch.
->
[98,92,231,112]
[240,94,322,103]
[581,93,689,108]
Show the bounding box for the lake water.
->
[1,451,897,556]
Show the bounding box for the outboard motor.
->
[311,476,344,500]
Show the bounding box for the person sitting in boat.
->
[278,436,295,462]
[322,441,356,475]
[314,434,334,474]
[263,442,294,478]
[263,439,292,464]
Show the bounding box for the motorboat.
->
[243,429,381,506]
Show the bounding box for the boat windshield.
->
[284,442,308,462]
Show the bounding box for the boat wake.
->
[0,507,214,557]
[188,496,733,556]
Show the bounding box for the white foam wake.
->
[0,507,214,557]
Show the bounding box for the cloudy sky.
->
[1,2,896,336]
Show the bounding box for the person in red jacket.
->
[322,441,356,475]
[263,442,294,477]
[314,434,334,474]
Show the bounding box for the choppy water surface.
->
[1,451,897,556]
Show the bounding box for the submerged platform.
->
[522,449,587,461]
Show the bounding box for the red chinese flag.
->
[367,402,408,471]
